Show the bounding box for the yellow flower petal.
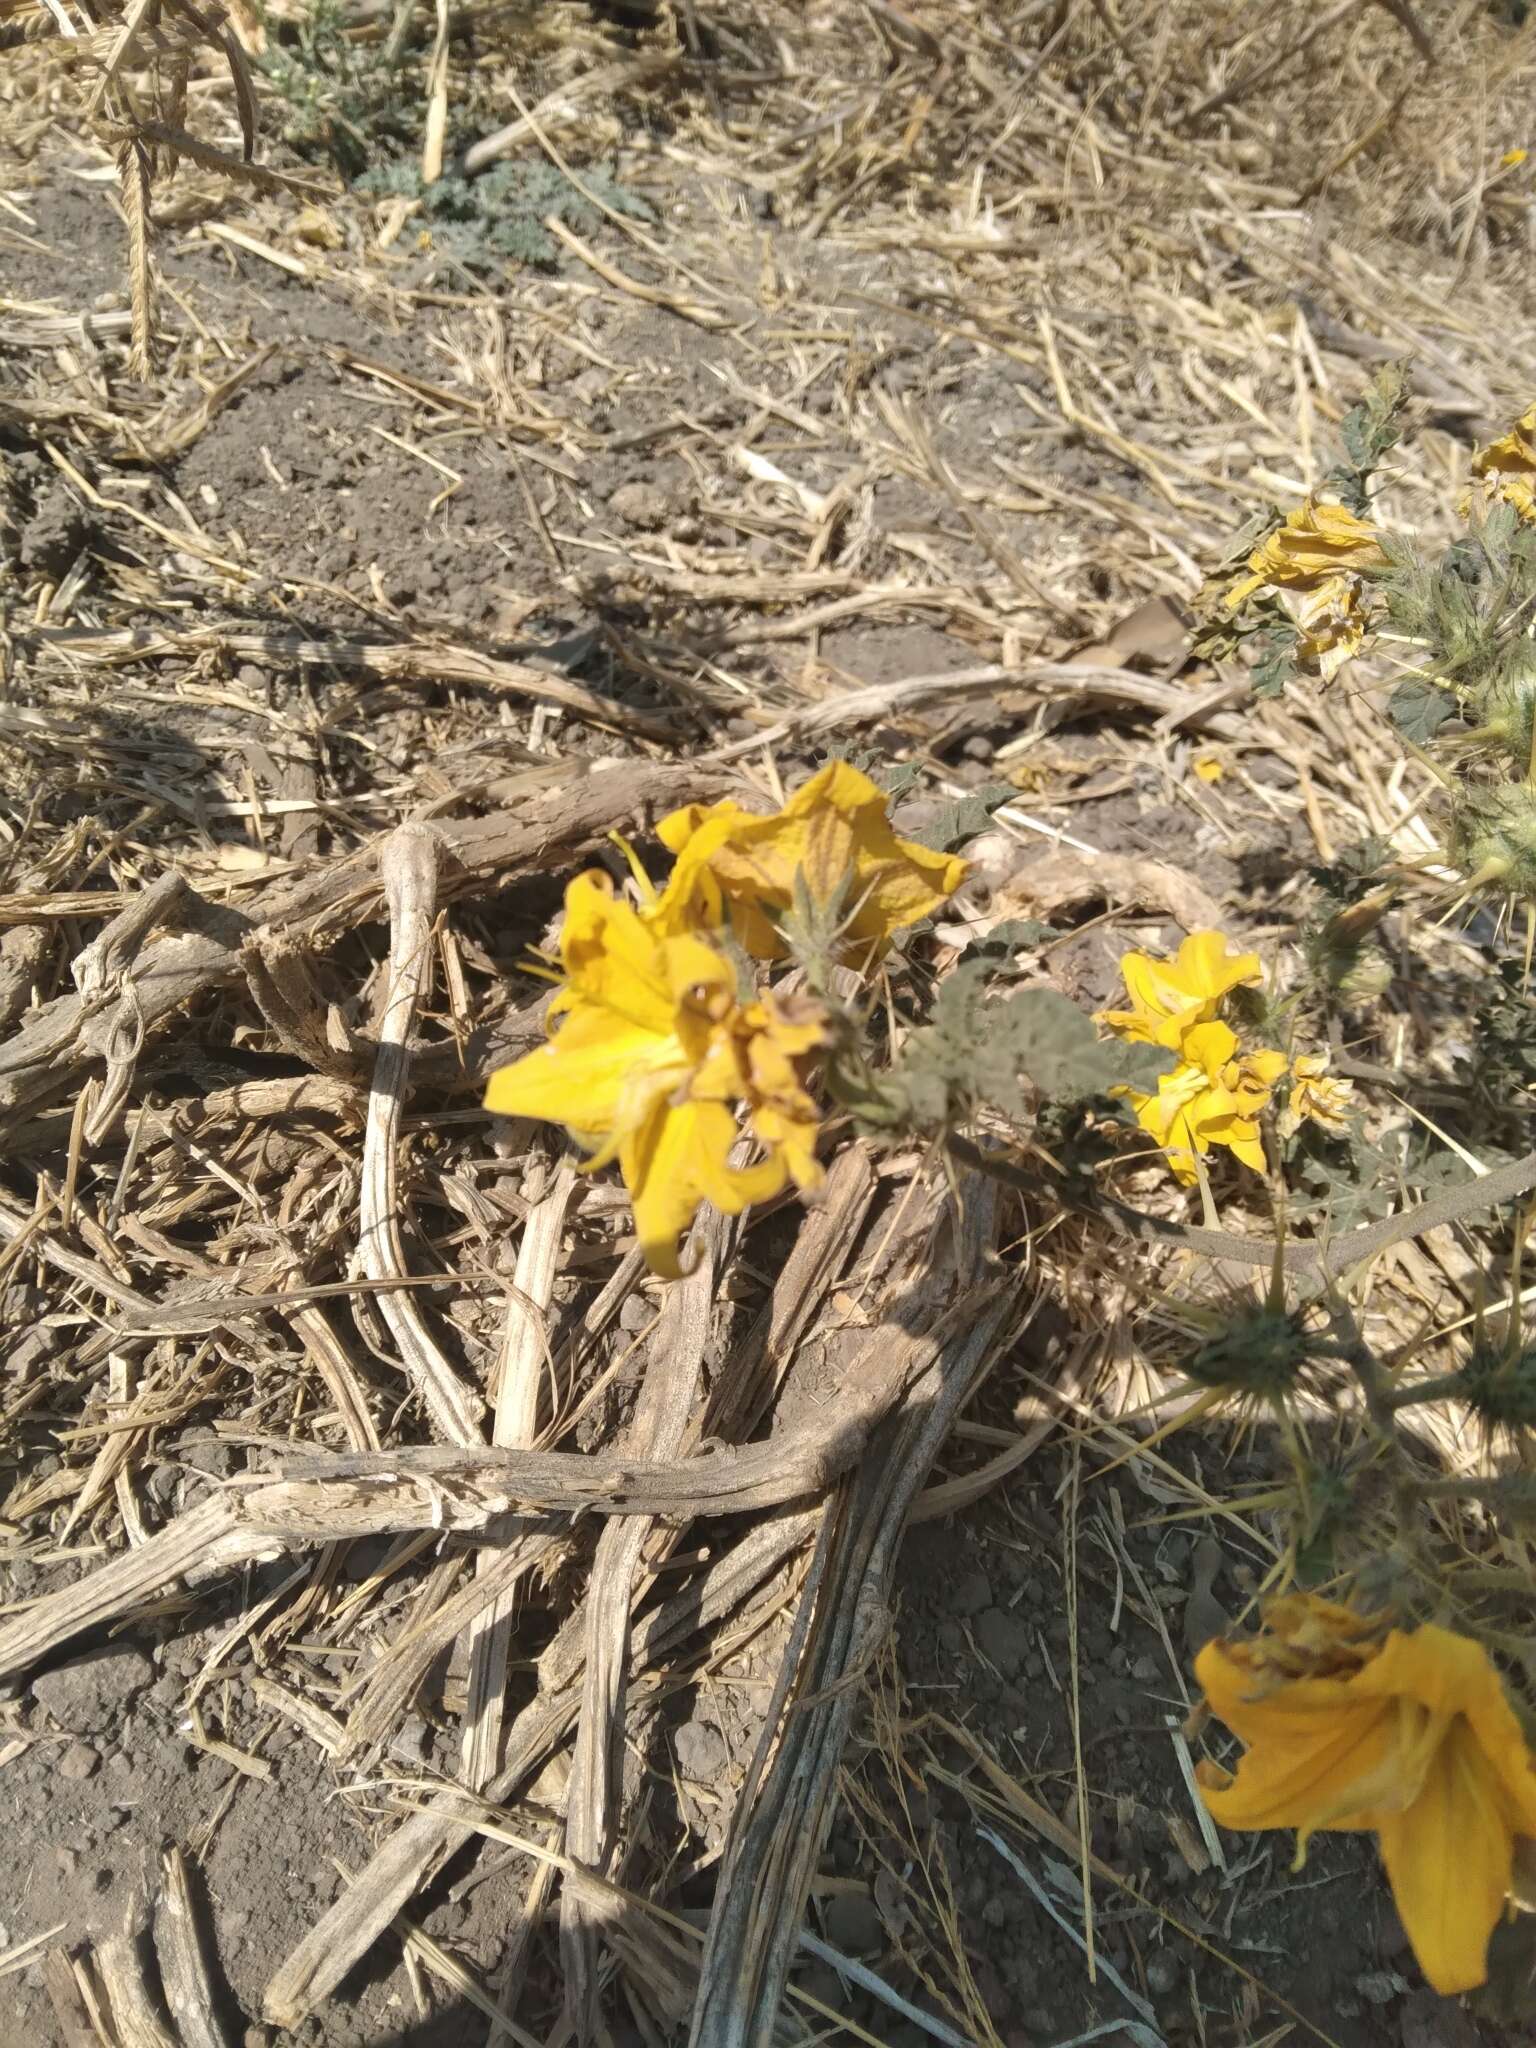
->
[1376,1721,1516,1994]
[1286,574,1370,682]
[740,993,829,1190]
[653,761,966,960]
[1214,1118,1269,1176]
[1182,1018,1241,1078]
[621,1097,786,1280]
[1231,500,1386,602]
[1194,1693,1397,1833]
[1195,1600,1536,1997]
[484,1008,681,1136]
[1101,933,1261,1051]
[1241,1048,1290,1090]
[1468,404,1536,527]
[556,872,677,1035]
[1283,1052,1353,1137]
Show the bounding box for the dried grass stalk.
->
[153,1847,228,2048]
[461,1162,576,1788]
[94,1929,178,2048]
[115,131,153,376]
[361,826,483,1445]
[562,1210,723,2035]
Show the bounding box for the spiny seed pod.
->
[1455,1343,1536,1436]
[1332,944,1395,1003]
[1459,672,1536,773]
[1305,891,1395,999]
[1446,784,1536,901]
[1188,1305,1327,1404]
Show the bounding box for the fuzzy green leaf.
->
[962,917,1059,961]
[1251,626,1299,699]
[915,782,1015,853]
[892,966,1172,1132]
[1386,675,1459,745]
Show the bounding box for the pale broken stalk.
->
[561,1211,719,2037]
[361,826,483,1445]
[460,1159,576,1790]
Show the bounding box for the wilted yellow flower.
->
[1225,499,1387,610]
[652,760,967,962]
[733,989,825,1190]
[1123,1022,1285,1182]
[1287,574,1371,684]
[483,873,825,1275]
[1280,1052,1354,1138]
[1196,1595,1536,1996]
[1098,930,1263,1052]
[1468,403,1536,526]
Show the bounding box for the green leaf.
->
[962,917,1059,962]
[1251,626,1299,699]
[994,989,1123,1100]
[1339,360,1409,474]
[1385,675,1458,744]
[914,781,1014,852]
[880,761,923,802]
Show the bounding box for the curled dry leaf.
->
[937,845,1224,949]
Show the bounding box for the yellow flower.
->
[1286,573,1371,683]
[1468,403,1536,526]
[1123,1022,1285,1182]
[1196,1595,1536,1996]
[1500,147,1528,169]
[1098,930,1264,1052]
[1225,499,1387,610]
[1280,1052,1354,1138]
[483,873,826,1276]
[651,760,967,962]
[1192,754,1224,784]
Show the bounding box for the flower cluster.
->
[483,762,965,1275]
[1224,498,1386,683]
[1196,1594,1536,1995]
[1098,931,1351,1185]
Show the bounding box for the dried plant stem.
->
[265,1513,814,2026]
[945,1134,1536,1283]
[362,826,483,1444]
[95,1929,177,2048]
[0,762,725,1127]
[0,1369,928,1686]
[41,1950,97,2048]
[691,1180,1016,2048]
[461,1162,575,1789]
[153,1848,228,2048]
[562,1213,720,2038]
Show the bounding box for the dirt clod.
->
[974,1606,1031,1678]
[32,1646,156,1733]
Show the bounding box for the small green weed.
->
[355,159,654,273]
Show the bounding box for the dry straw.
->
[4,0,1536,2042]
